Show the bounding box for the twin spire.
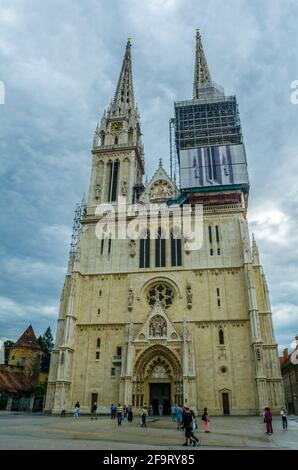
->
[111,38,135,116]
[193,28,212,99]
[110,29,212,113]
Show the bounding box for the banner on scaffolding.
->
[180,144,249,190]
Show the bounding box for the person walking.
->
[116,403,123,426]
[182,407,200,446]
[91,401,98,420]
[141,404,148,428]
[201,407,210,433]
[61,403,66,417]
[127,404,133,422]
[111,404,117,419]
[149,404,153,416]
[74,401,80,419]
[190,409,197,431]
[171,404,177,422]
[175,405,183,429]
[280,407,288,431]
[158,403,163,417]
[264,407,273,435]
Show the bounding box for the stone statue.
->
[128,287,133,311]
[129,239,136,257]
[149,315,167,337]
[121,180,128,196]
[95,184,101,200]
[186,282,192,309]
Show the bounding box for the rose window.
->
[147,283,174,309]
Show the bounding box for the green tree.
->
[38,327,54,373]
[4,340,14,364]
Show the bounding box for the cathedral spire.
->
[252,234,260,265]
[193,28,212,99]
[111,38,135,116]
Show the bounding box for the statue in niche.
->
[95,184,101,200]
[121,180,128,196]
[186,281,192,309]
[149,315,167,337]
[129,239,136,257]
[128,287,133,311]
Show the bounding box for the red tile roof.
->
[0,366,32,393]
[12,325,42,351]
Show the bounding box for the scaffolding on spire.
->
[68,196,86,272]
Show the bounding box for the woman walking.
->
[182,407,200,446]
[202,407,210,432]
[175,405,183,429]
[280,407,288,431]
[264,407,273,434]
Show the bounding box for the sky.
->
[0,0,297,354]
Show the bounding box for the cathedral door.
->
[222,393,230,415]
[149,383,171,415]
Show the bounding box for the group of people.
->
[172,405,211,446]
[110,404,134,425]
[263,406,288,435]
[66,401,289,442]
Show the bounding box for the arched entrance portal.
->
[133,345,183,415]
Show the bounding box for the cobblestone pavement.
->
[0,412,297,450]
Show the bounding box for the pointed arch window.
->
[108,160,120,202]
[171,230,182,267]
[219,329,224,345]
[155,228,166,268]
[139,230,150,268]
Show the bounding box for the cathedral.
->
[45,31,284,416]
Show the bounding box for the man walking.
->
[141,404,148,428]
[91,401,98,420]
[116,403,123,426]
[158,403,163,417]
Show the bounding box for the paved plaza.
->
[0,412,297,450]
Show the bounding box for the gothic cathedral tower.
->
[45,33,284,416]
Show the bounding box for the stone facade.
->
[45,36,284,416]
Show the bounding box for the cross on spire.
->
[111,38,135,116]
[193,28,212,99]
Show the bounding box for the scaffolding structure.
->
[169,118,180,188]
[68,196,86,271]
[174,94,242,156]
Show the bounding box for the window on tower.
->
[139,230,150,268]
[219,329,224,345]
[108,160,120,202]
[155,228,166,268]
[171,230,182,267]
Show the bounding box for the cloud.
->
[0,296,58,341]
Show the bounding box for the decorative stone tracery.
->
[149,315,167,337]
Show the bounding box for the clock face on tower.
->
[111,122,123,134]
